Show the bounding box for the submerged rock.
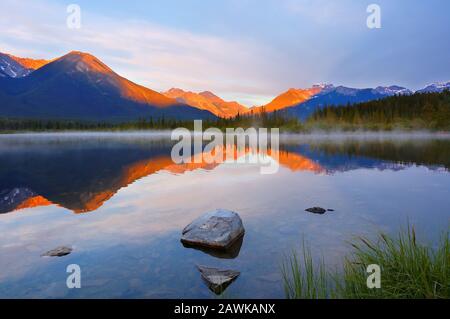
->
[182,235,244,259]
[42,246,72,257]
[181,209,245,250]
[305,207,327,214]
[197,265,240,295]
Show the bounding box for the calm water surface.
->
[0,132,449,298]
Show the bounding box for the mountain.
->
[0,52,49,78]
[307,89,450,130]
[162,88,248,118]
[251,85,326,114]
[5,53,50,72]
[373,85,413,96]
[280,84,412,120]
[265,82,450,120]
[416,81,450,93]
[0,51,215,121]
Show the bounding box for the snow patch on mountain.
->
[416,81,450,93]
[374,85,413,96]
[0,54,32,78]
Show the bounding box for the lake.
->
[0,132,449,298]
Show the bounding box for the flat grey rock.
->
[181,209,245,250]
[197,265,240,294]
[41,246,72,257]
[305,207,327,214]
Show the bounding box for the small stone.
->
[41,246,72,257]
[305,207,327,214]
[197,265,240,295]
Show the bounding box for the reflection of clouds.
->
[1,162,450,296]
[0,162,329,282]
[0,161,369,283]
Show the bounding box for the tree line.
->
[307,90,450,130]
[2,90,449,132]
[0,109,303,132]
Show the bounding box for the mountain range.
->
[0,51,214,121]
[283,84,414,120]
[251,82,449,119]
[162,88,247,118]
[0,50,449,121]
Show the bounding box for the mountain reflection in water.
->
[0,134,449,215]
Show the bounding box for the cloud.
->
[0,0,280,106]
[2,0,448,105]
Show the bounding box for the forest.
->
[307,90,450,130]
[0,109,302,132]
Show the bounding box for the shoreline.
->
[1,130,450,140]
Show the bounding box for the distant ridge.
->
[260,83,440,120]
[163,88,248,117]
[251,85,326,113]
[6,53,50,71]
[0,52,50,78]
[416,81,450,93]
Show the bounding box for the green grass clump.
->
[282,226,449,299]
[281,242,330,299]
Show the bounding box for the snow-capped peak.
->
[374,85,413,96]
[312,83,335,91]
[416,81,450,93]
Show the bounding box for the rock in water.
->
[42,246,72,257]
[305,207,327,214]
[197,265,240,294]
[181,209,245,250]
[182,235,244,259]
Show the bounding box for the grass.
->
[281,242,331,299]
[282,225,449,299]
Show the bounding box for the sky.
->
[0,0,449,107]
